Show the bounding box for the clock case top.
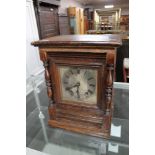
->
[32,34,122,47]
[32,34,122,138]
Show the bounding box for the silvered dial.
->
[62,67,96,101]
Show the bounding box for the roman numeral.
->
[89,84,95,87]
[77,69,80,74]
[69,90,74,96]
[88,77,93,81]
[70,70,73,74]
[65,87,70,90]
[85,92,88,95]
[65,74,69,78]
[88,89,93,94]
[84,71,87,76]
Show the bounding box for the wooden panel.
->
[84,8,94,30]
[39,5,59,38]
[48,119,109,138]
[39,0,60,6]
[84,16,88,34]
[120,15,129,31]
[79,9,84,34]
[59,16,70,35]
[68,7,76,17]
[68,7,84,34]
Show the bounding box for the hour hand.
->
[65,83,80,90]
[76,86,80,99]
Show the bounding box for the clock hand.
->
[65,82,80,90]
[76,82,80,99]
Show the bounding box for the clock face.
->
[59,66,97,105]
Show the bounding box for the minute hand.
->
[76,85,80,99]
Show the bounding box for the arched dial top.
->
[59,66,97,105]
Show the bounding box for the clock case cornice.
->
[32,34,122,48]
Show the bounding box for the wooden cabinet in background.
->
[68,7,76,17]
[84,8,94,30]
[120,15,129,31]
[84,16,89,34]
[59,15,70,35]
[67,7,84,34]
[79,9,84,34]
[33,0,60,39]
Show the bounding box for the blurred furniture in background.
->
[84,8,94,31]
[95,9,121,31]
[33,0,60,39]
[87,30,127,34]
[120,15,129,31]
[116,39,129,82]
[67,7,84,34]
[123,58,129,82]
[84,16,89,34]
[59,14,70,35]
[85,30,129,83]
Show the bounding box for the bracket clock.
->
[32,34,122,138]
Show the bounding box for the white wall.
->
[58,0,84,15]
[26,0,44,94]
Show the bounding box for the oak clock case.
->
[32,35,122,138]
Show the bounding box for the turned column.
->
[102,51,115,132]
[40,50,56,119]
[105,64,114,115]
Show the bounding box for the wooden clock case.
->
[32,35,122,138]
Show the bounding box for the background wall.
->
[26,0,44,94]
[58,0,84,15]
